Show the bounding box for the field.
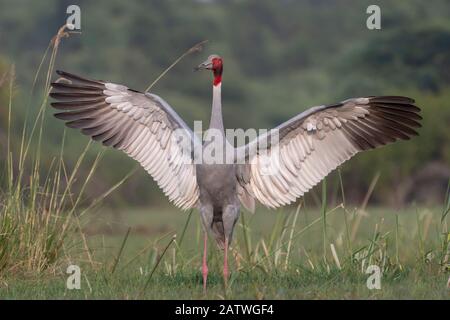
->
[1,204,449,299]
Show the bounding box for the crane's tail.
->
[208,206,239,250]
[211,207,227,249]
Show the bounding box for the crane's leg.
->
[202,231,209,292]
[199,204,213,292]
[221,204,239,289]
[223,237,229,288]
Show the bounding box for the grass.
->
[0,27,79,276]
[0,25,129,279]
[0,25,449,299]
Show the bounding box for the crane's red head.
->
[195,54,223,86]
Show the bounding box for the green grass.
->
[1,267,447,299]
[1,205,448,299]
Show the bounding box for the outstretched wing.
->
[50,70,199,210]
[236,96,422,209]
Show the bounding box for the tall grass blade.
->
[145,40,208,92]
[284,202,301,270]
[441,179,450,223]
[111,227,131,274]
[178,209,193,248]
[322,178,328,259]
[139,235,177,296]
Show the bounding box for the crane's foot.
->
[202,263,208,293]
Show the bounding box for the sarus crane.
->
[50,54,421,290]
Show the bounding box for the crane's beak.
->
[194,60,212,72]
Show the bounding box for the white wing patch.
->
[102,82,199,209]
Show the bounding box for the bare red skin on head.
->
[212,57,223,86]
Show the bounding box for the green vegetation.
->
[0,1,449,299]
[0,205,448,299]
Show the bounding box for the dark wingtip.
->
[369,96,416,104]
[66,120,83,129]
[50,81,67,89]
[53,70,104,87]
[53,112,67,120]
[55,70,75,79]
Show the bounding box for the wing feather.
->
[50,70,199,210]
[236,96,421,209]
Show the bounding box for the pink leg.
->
[202,232,208,292]
[223,237,229,287]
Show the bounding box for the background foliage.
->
[0,0,449,207]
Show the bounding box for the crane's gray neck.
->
[205,82,234,163]
[209,83,224,134]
